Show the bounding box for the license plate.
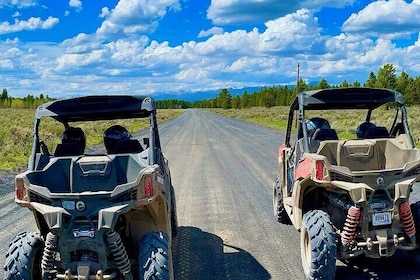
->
[372,212,392,226]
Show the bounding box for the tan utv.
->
[4,95,177,280]
[273,87,420,279]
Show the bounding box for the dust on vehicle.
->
[4,95,178,280]
[273,88,420,279]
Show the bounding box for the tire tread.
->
[3,231,43,280]
[139,231,170,280]
[301,210,336,280]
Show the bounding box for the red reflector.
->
[144,176,153,197]
[16,179,25,200]
[316,161,324,180]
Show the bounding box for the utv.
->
[273,87,420,279]
[4,95,178,280]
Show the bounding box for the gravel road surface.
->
[1,109,420,279]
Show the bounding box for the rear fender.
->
[292,154,369,229]
[394,178,417,201]
[146,193,170,235]
[29,201,134,230]
[98,203,134,229]
[291,176,322,229]
[29,202,71,230]
[124,192,171,246]
[329,182,373,204]
[331,177,415,204]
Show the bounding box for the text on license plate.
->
[372,212,392,226]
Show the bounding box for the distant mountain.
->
[152,81,328,102]
[153,86,265,102]
[153,90,218,102]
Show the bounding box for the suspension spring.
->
[41,231,58,278]
[105,231,132,277]
[341,206,361,246]
[399,201,416,237]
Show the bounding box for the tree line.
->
[2,63,419,110]
[159,63,420,109]
[0,89,54,109]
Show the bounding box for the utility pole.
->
[296,63,300,94]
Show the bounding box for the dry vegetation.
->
[3,105,418,171]
[209,105,420,146]
[0,108,183,171]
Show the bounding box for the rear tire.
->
[300,210,336,280]
[3,232,44,280]
[139,231,171,280]
[411,201,420,244]
[408,202,420,263]
[273,176,291,224]
[170,185,178,237]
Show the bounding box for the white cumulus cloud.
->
[342,0,420,38]
[207,0,356,25]
[2,0,419,98]
[96,0,180,38]
[0,0,36,8]
[0,16,59,35]
[69,0,82,8]
[198,26,224,38]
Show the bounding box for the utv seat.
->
[310,128,339,152]
[112,139,143,154]
[312,129,339,141]
[364,127,389,139]
[54,143,83,157]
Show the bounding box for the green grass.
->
[4,105,418,171]
[209,106,420,147]
[0,108,184,171]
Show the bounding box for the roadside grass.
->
[0,108,184,171]
[209,106,420,147]
[3,105,418,171]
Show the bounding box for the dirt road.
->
[1,109,420,279]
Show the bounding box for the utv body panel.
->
[273,87,420,280]
[6,95,177,280]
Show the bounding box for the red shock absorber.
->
[341,206,361,245]
[399,201,416,237]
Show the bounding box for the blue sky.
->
[0,0,419,98]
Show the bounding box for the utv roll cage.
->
[285,87,415,152]
[30,95,160,170]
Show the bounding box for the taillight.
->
[316,161,324,180]
[16,178,26,200]
[144,175,153,197]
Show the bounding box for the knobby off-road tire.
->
[170,185,178,237]
[3,232,44,280]
[408,201,420,263]
[411,201,420,243]
[139,231,171,280]
[273,176,291,224]
[300,210,336,280]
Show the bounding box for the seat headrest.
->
[111,139,143,154]
[54,143,83,157]
[364,127,389,139]
[312,129,338,141]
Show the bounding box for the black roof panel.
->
[291,87,404,110]
[36,95,156,122]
